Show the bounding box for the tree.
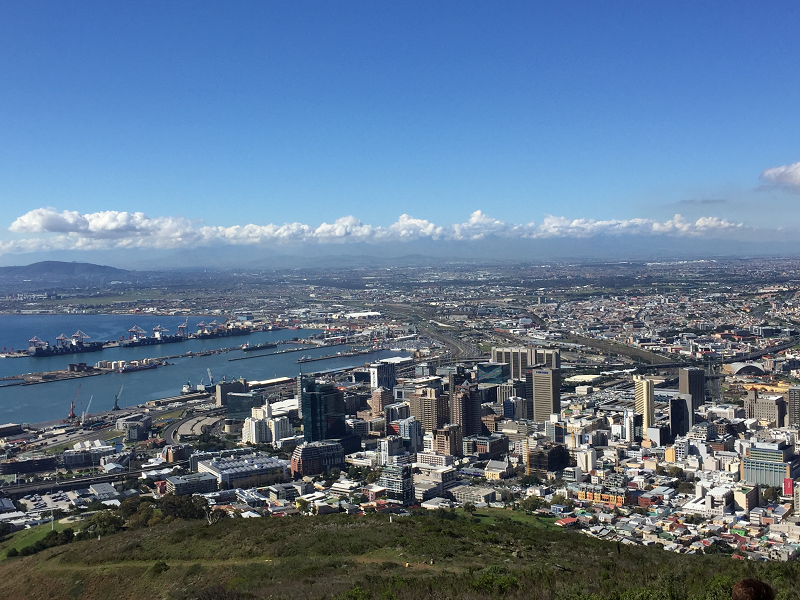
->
[668,466,685,479]
[762,486,780,504]
[463,502,477,515]
[295,498,309,514]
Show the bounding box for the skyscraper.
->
[535,347,561,369]
[369,361,397,390]
[669,393,693,438]
[634,375,655,431]
[527,368,561,423]
[409,387,449,433]
[788,386,800,427]
[490,346,535,380]
[433,424,463,457]
[370,387,394,416]
[679,368,706,411]
[451,381,481,437]
[301,380,347,443]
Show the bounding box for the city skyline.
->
[2,3,799,264]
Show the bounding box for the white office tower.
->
[242,417,271,444]
[634,375,655,431]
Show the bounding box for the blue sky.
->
[1,2,800,259]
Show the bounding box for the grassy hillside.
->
[0,509,797,600]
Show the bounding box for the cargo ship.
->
[118,363,159,373]
[27,331,104,357]
[119,323,187,347]
[241,341,277,352]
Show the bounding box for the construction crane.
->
[113,383,124,411]
[81,395,93,426]
[65,385,81,422]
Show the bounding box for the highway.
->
[162,408,225,445]
[1,460,190,500]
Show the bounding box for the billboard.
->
[784,478,794,497]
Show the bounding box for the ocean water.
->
[0,314,406,425]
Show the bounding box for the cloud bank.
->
[761,161,800,189]
[1,207,747,256]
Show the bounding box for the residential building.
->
[290,441,345,477]
[242,417,270,445]
[380,463,414,506]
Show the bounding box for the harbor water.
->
[0,315,407,425]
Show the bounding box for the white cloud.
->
[760,162,800,189]
[1,207,749,256]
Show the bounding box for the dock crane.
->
[81,395,93,427]
[207,368,214,387]
[65,384,80,422]
[113,383,124,411]
[177,317,189,338]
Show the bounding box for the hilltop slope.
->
[0,510,794,600]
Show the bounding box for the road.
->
[163,408,225,445]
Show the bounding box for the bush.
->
[150,560,170,576]
[6,547,18,558]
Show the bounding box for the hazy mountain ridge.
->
[0,261,128,279]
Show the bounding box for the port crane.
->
[207,368,214,387]
[65,384,80,422]
[177,317,189,338]
[113,383,124,411]
[81,395,93,426]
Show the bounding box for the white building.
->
[242,418,270,444]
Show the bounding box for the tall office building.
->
[497,380,527,403]
[433,424,463,457]
[447,366,470,402]
[669,393,693,438]
[370,387,394,416]
[301,380,347,443]
[397,416,424,453]
[679,368,706,411]
[526,368,561,423]
[369,361,397,390]
[409,387,449,433]
[788,386,800,427]
[633,375,655,431]
[451,381,482,437]
[535,347,561,369]
[490,347,535,380]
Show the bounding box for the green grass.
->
[462,507,559,529]
[0,521,69,559]
[0,511,794,600]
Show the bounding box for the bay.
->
[0,315,407,425]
